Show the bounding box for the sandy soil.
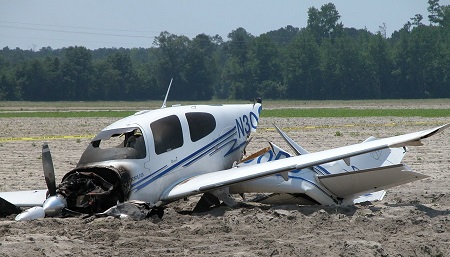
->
[0,113,449,257]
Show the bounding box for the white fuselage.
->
[79,103,262,206]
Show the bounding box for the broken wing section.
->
[317,164,428,204]
[0,190,47,207]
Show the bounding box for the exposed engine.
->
[57,167,130,214]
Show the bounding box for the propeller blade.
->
[42,143,57,196]
[16,143,68,220]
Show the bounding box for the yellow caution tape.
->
[0,135,96,142]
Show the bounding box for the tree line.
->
[0,1,449,101]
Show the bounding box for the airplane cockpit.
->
[55,127,147,214]
[77,127,147,166]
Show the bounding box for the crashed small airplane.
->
[0,94,448,220]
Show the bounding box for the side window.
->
[185,112,216,142]
[150,115,183,155]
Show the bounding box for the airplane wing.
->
[0,190,47,207]
[162,124,448,202]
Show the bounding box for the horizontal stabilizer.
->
[352,190,386,204]
[0,190,47,207]
[318,164,427,198]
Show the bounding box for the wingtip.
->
[440,123,450,131]
[420,123,450,139]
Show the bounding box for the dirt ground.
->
[0,108,449,256]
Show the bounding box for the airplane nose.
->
[42,195,67,217]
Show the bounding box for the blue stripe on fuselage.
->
[183,130,237,167]
[132,127,237,192]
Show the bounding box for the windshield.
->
[77,127,147,166]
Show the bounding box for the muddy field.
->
[0,105,449,256]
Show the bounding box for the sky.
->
[1,0,449,50]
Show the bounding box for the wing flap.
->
[162,124,447,202]
[318,164,427,198]
[0,190,47,207]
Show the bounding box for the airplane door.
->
[147,115,185,172]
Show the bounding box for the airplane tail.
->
[237,127,414,205]
[237,142,416,205]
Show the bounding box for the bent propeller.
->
[15,144,67,220]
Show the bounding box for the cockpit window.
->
[96,128,146,159]
[78,127,146,165]
[185,112,216,142]
[151,115,183,155]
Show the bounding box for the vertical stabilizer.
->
[273,124,309,155]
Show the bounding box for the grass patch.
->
[261,108,450,118]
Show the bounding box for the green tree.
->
[183,34,218,100]
[132,47,160,100]
[61,46,93,100]
[0,74,13,100]
[263,25,300,46]
[307,3,344,43]
[15,59,47,100]
[428,0,442,24]
[391,27,412,98]
[333,36,373,99]
[407,27,438,97]
[107,52,136,100]
[92,60,120,100]
[2,3,450,101]
[284,31,321,99]
[251,34,284,99]
[153,31,190,100]
[392,25,444,98]
[368,33,393,98]
[428,0,450,28]
[319,39,338,99]
[221,28,255,99]
[0,55,17,100]
[410,14,424,27]
[43,57,64,100]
